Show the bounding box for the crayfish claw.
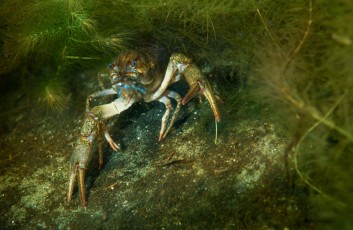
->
[67,162,88,208]
[182,64,221,122]
[67,163,77,205]
[78,167,87,208]
[67,117,95,207]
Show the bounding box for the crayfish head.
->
[112,51,156,82]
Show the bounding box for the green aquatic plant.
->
[0,0,126,74]
[0,0,127,112]
[37,75,69,112]
[250,0,353,226]
[1,0,257,76]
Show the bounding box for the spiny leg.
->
[88,96,139,152]
[95,121,120,171]
[158,96,172,141]
[148,53,194,102]
[149,57,179,101]
[162,90,182,139]
[86,88,120,152]
[149,53,220,122]
[96,121,121,170]
[68,96,139,207]
[181,63,220,122]
[86,88,116,113]
[100,121,120,152]
[67,116,96,207]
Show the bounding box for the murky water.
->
[1,0,353,229]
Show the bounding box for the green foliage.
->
[0,0,260,77]
[0,0,125,75]
[36,74,70,112]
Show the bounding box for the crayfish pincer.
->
[67,47,221,207]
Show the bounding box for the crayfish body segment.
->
[67,47,220,207]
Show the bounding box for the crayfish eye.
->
[108,63,119,72]
[131,60,137,67]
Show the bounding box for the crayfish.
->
[67,46,221,207]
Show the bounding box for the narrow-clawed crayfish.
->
[67,46,221,207]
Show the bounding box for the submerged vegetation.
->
[250,0,353,227]
[1,0,353,228]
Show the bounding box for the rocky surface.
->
[0,78,310,229]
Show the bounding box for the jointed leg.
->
[149,53,220,122]
[85,88,120,152]
[158,96,172,141]
[68,96,139,207]
[88,95,139,147]
[96,121,120,170]
[86,88,116,113]
[162,90,182,139]
[100,121,120,151]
